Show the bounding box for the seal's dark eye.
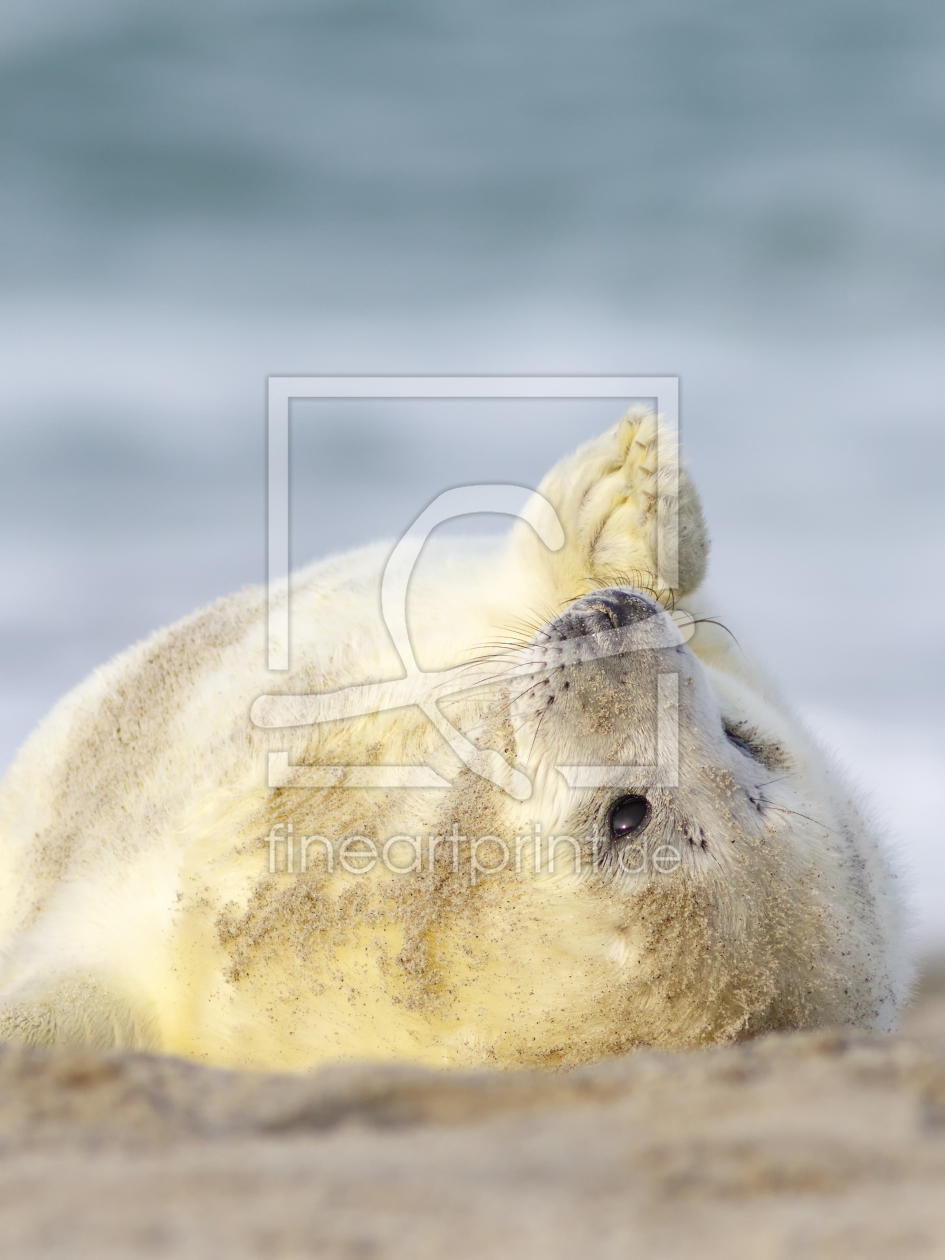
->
[609,795,649,840]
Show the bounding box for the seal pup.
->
[0,412,908,1068]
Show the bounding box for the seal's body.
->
[0,414,908,1068]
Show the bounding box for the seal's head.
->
[386,578,895,1064]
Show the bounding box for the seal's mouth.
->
[506,586,686,780]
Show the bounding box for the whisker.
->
[760,803,841,835]
[507,676,553,710]
[691,617,741,649]
[528,698,553,761]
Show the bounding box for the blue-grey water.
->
[1,0,943,938]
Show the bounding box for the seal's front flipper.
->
[508,409,708,613]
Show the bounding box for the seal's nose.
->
[555,587,661,640]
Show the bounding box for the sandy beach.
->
[0,966,941,1258]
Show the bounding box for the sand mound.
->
[1,979,944,1259]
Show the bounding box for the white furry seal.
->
[0,412,908,1069]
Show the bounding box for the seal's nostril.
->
[593,589,660,627]
[587,599,621,630]
[558,588,660,638]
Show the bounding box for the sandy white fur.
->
[0,411,909,1068]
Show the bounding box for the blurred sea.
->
[0,0,943,938]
